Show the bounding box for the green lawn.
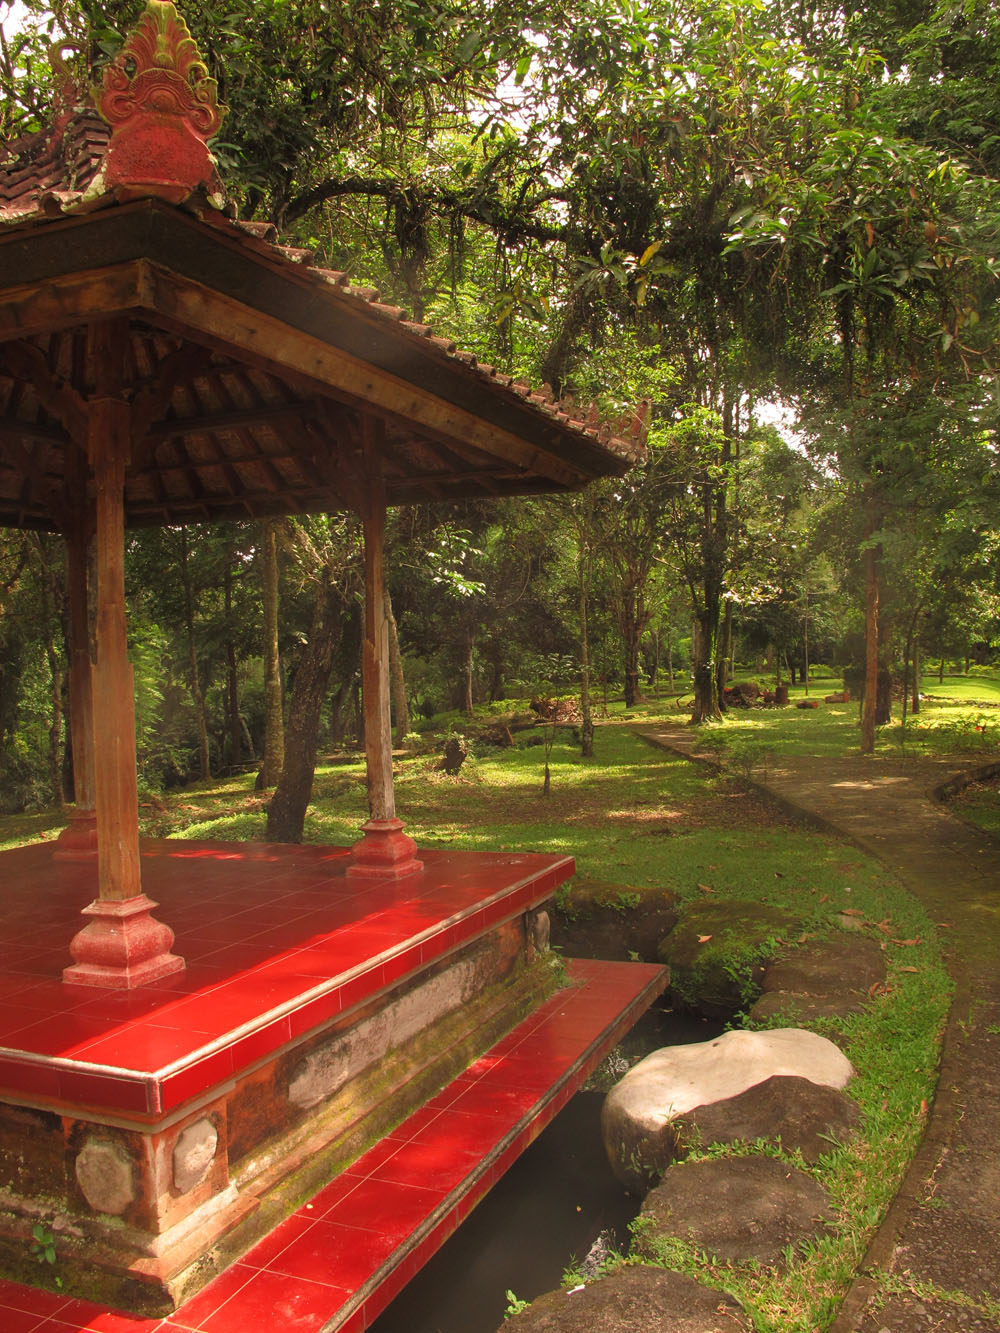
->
[613,668,1000,763]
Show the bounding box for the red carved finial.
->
[96,1,226,203]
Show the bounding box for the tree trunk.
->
[385,589,409,745]
[461,634,475,716]
[691,608,722,722]
[266,576,341,842]
[353,679,364,745]
[179,527,211,781]
[578,544,594,757]
[329,673,354,747]
[224,562,240,771]
[260,520,284,786]
[666,627,675,694]
[912,641,921,716]
[715,599,732,706]
[803,592,810,696]
[621,588,644,708]
[31,535,68,806]
[860,496,880,755]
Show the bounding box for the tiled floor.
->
[0,839,574,1114]
[0,958,666,1333]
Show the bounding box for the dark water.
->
[369,1005,722,1333]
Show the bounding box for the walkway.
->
[642,727,1000,1332]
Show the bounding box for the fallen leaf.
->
[898,966,919,973]
[891,938,921,947]
[774,871,784,878]
[697,934,713,943]
[842,908,865,917]
[919,1098,929,1115]
[697,883,715,894]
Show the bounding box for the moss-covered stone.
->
[551,878,678,963]
[657,899,801,1019]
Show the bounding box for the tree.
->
[266,515,360,842]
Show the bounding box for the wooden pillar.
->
[64,321,184,986]
[347,418,421,879]
[53,504,98,860]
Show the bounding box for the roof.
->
[0,2,646,532]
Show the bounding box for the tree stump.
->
[442,736,468,775]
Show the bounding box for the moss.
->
[658,899,802,1019]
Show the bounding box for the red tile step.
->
[0,845,574,1118]
[0,958,666,1333]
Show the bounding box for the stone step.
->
[0,957,666,1333]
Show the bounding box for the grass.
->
[0,716,958,1331]
[606,668,1000,764]
[947,775,1000,838]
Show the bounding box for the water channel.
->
[369,1004,722,1333]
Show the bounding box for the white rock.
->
[601,1029,853,1189]
[610,1029,853,1130]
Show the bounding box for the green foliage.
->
[503,1288,530,1317]
[30,1220,57,1268]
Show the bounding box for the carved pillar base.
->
[63,894,185,989]
[347,818,423,880]
[53,807,99,862]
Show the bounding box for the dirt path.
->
[641,726,1000,1332]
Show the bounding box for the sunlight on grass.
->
[616,668,1000,764]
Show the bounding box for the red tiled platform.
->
[0,840,573,1116]
[0,958,664,1333]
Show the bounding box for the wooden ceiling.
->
[0,201,646,532]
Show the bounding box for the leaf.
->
[841,907,865,916]
[697,883,715,893]
[457,31,482,63]
[891,938,921,946]
[639,240,663,267]
[514,53,532,86]
[898,965,919,973]
[697,934,713,943]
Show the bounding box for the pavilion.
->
[0,5,665,1328]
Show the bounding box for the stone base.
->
[63,894,185,988]
[1,921,552,1314]
[53,808,98,862]
[347,817,423,879]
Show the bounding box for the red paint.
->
[0,958,666,1332]
[346,818,423,880]
[97,0,224,205]
[0,841,574,1114]
[52,809,98,862]
[62,893,185,989]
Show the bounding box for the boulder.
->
[657,899,801,1019]
[748,990,866,1025]
[634,1156,832,1268]
[601,1028,853,1190]
[680,1074,861,1163]
[760,935,885,995]
[749,934,886,1026]
[498,1264,749,1332]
